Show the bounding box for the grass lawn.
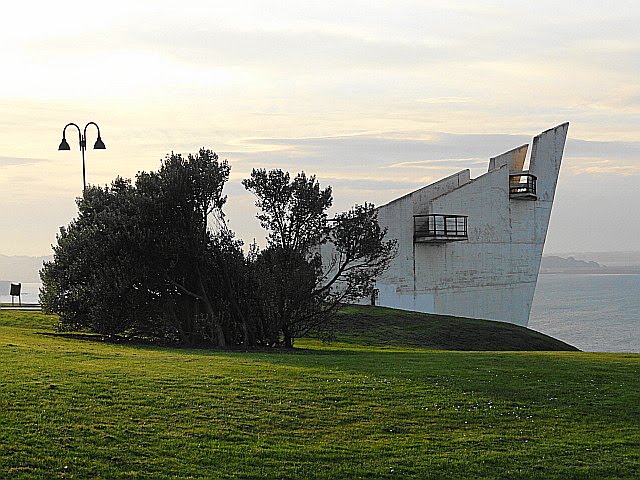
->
[327,305,579,351]
[0,310,638,479]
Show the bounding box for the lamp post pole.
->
[58,122,106,192]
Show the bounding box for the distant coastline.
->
[0,254,50,284]
[540,268,640,275]
[539,254,640,275]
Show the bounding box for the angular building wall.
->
[364,123,568,326]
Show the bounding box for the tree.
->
[134,148,235,347]
[41,157,395,349]
[252,246,324,347]
[321,202,396,302]
[40,177,159,335]
[244,169,396,347]
[41,149,246,347]
[242,169,333,251]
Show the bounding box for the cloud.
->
[386,158,486,169]
[418,97,478,105]
[29,26,447,72]
[318,176,425,193]
[229,132,532,166]
[0,157,48,167]
[565,139,640,160]
[564,158,640,176]
[22,1,639,86]
[219,132,640,200]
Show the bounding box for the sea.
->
[1,276,638,353]
[529,273,639,353]
[0,282,41,305]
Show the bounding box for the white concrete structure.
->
[364,123,568,326]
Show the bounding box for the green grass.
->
[328,305,578,350]
[1,310,638,479]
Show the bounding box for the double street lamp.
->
[58,122,106,191]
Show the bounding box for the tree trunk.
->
[282,326,293,349]
[193,268,227,348]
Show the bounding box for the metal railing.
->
[509,172,537,197]
[414,214,468,242]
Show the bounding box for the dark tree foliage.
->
[41,149,249,347]
[40,177,146,335]
[242,169,333,251]
[244,169,396,347]
[41,155,395,348]
[322,203,397,302]
[252,247,324,347]
[132,149,237,346]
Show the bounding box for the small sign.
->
[10,283,21,306]
[10,283,21,296]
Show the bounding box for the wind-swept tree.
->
[244,169,396,347]
[320,202,396,303]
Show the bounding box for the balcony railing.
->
[414,214,468,243]
[509,172,537,199]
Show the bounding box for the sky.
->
[1,0,639,256]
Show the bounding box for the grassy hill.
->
[1,310,638,478]
[324,305,578,351]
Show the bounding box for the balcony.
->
[414,214,468,243]
[509,172,537,200]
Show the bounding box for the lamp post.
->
[58,122,106,191]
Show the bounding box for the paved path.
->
[0,304,41,311]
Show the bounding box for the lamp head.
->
[93,136,106,149]
[58,138,71,151]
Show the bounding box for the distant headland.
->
[540,252,640,274]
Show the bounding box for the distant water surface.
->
[0,282,41,305]
[529,274,640,353]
